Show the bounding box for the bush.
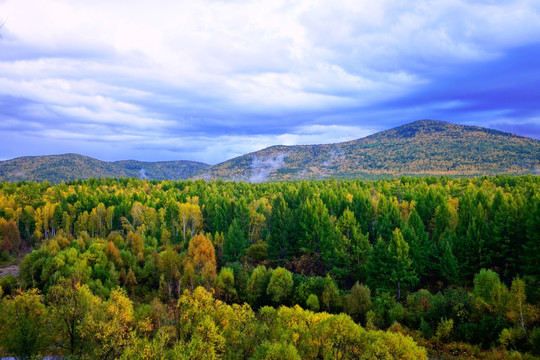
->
[252,341,300,360]
[499,327,527,350]
[388,302,404,326]
[419,317,433,338]
[477,315,508,349]
[435,318,453,343]
[306,294,320,312]
[0,274,17,296]
[529,327,540,356]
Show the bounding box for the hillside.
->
[1,120,539,183]
[0,153,209,183]
[198,120,540,182]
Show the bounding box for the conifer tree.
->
[224,219,249,263]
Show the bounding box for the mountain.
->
[198,120,540,182]
[0,153,210,183]
[2,120,538,183]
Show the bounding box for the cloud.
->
[0,0,539,163]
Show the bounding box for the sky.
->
[0,0,540,165]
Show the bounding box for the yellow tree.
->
[81,288,134,359]
[179,203,203,241]
[131,202,144,229]
[186,233,217,288]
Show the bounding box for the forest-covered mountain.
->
[200,120,540,181]
[1,120,539,183]
[0,153,210,183]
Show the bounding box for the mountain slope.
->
[198,120,540,182]
[0,154,209,183]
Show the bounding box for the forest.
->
[0,175,539,359]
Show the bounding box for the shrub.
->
[435,318,454,343]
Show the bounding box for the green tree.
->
[298,197,333,256]
[247,265,272,308]
[48,280,96,358]
[438,230,459,285]
[343,282,371,323]
[268,194,294,261]
[266,267,294,305]
[216,267,237,302]
[306,294,320,312]
[402,209,430,281]
[0,289,50,359]
[224,219,249,263]
[368,228,418,301]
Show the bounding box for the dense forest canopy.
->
[0,175,539,359]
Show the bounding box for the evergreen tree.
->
[224,219,249,263]
[387,228,418,301]
[268,195,294,261]
[375,196,403,241]
[298,197,333,256]
[438,230,459,286]
[523,193,540,280]
[402,209,430,282]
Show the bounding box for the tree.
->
[388,228,418,301]
[179,203,203,242]
[507,277,528,333]
[48,280,96,358]
[268,194,294,261]
[247,265,272,308]
[344,282,371,323]
[306,294,320,312]
[0,218,21,253]
[298,197,333,256]
[188,233,216,271]
[438,231,459,286]
[472,268,507,315]
[375,196,403,241]
[0,289,50,359]
[247,198,270,243]
[158,247,182,299]
[126,231,144,258]
[321,275,341,312]
[81,288,134,359]
[125,267,138,297]
[402,209,430,281]
[187,233,217,287]
[252,341,300,360]
[1,235,12,254]
[369,229,417,301]
[224,219,249,263]
[215,267,237,302]
[266,267,293,305]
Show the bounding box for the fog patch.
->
[139,168,149,180]
[250,153,287,183]
[322,147,346,167]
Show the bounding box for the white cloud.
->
[1,0,540,162]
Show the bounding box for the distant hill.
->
[198,120,540,182]
[0,154,210,183]
[2,120,539,183]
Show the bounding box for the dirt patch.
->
[0,264,19,278]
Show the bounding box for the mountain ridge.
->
[1,120,539,183]
[198,119,540,181]
[0,153,210,183]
